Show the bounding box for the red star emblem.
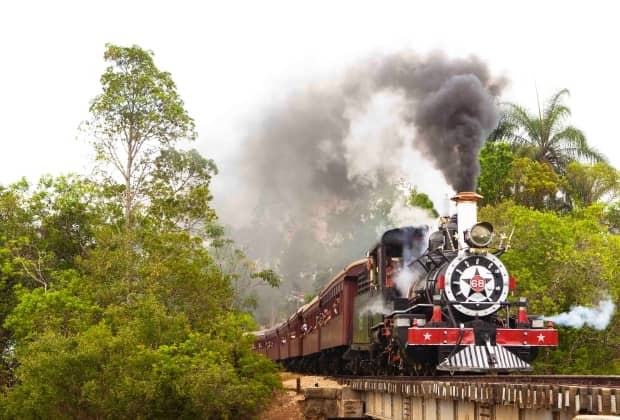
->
[469,268,486,292]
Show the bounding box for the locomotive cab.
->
[372,226,429,301]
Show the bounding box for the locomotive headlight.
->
[465,222,494,248]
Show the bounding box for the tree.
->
[605,202,620,233]
[0,176,107,385]
[477,141,514,206]
[495,89,605,173]
[563,161,619,208]
[1,196,280,418]
[407,187,438,217]
[506,157,563,210]
[480,202,620,373]
[86,44,197,227]
[147,148,218,234]
[208,231,282,314]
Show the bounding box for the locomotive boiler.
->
[253,192,558,375]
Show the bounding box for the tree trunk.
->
[125,134,133,228]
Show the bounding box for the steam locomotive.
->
[253,192,558,374]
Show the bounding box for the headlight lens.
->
[466,222,494,248]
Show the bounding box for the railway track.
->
[335,375,620,388]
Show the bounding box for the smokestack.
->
[451,191,483,251]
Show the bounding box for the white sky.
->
[1,0,618,187]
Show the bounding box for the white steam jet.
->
[544,297,616,330]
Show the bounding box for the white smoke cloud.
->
[394,265,427,298]
[360,296,392,315]
[545,297,616,330]
[342,91,409,188]
[388,198,437,230]
[400,147,453,214]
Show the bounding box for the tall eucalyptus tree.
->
[86,44,196,227]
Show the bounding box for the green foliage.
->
[478,143,619,213]
[605,202,620,233]
[251,269,282,289]
[477,141,514,206]
[147,148,218,233]
[92,44,196,145]
[1,215,279,419]
[506,157,563,210]
[0,180,37,353]
[31,175,101,268]
[563,161,619,208]
[5,281,100,342]
[0,175,108,384]
[2,316,279,419]
[407,187,438,217]
[480,201,620,373]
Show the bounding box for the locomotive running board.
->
[437,345,532,372]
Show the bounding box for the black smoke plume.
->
[369,53,504,191]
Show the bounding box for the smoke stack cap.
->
[450,191,483,204]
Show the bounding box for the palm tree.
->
[564,161,619,208]
[493,89,606,173]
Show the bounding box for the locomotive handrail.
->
[388,299,521,316]
[370,321,385,330]
[442,299,512,307]
[408,248,454,273]
[390,303,433,315]
[492,247,507,257]
[444,300,458,326]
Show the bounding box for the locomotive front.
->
[387,192,558,373]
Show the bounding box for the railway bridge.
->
[301,376,620,420]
